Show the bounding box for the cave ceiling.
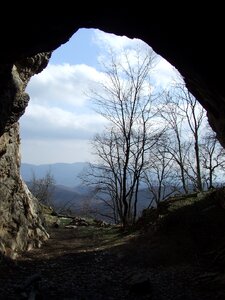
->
[1,8,225,143]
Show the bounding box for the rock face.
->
[0,8,225,256]
[0,53,51,257]
[0,123,49,258]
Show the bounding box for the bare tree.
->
[29,170,55,207]
[200,126,225,189]
[175,84,206,191]
[159,92,192,193]
[143,136,181,208]
[85,45,163,227]
[160,84,206,192]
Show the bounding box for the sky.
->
[20,28,180,165]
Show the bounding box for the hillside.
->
[30,182,151,221]
[53,185,150,213]
[20,162,174,221]
[130,189,225,264]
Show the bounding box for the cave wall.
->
[1,12,224,144]
[0,123,49,258]
[0,53,51,257]
[0,9,225,256]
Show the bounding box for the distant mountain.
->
[50,184,151,220]
[21,162,169,221]
[25,180,88,214]
[21,162,89,187]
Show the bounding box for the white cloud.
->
[20,139,94,164]
[93,29,141,51]
[92,28,180,90]
[26,63,105,108]
[20,103,107,140]
[151,57,181,90]
[21,61,109,141]
[93,29,152,68]
[20,29,182,165]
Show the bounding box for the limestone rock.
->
[0,53,51,258]
[0,9,225,258]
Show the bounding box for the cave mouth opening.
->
[1,19,225,300]
[18,26,225,232]
[19,27,183,225]
[20,28,178,166]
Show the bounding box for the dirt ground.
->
[0,226,223,300]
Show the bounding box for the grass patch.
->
[72,225,135,251]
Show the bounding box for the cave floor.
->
[0,226,223,300]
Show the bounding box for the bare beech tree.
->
[200,126,225,189]
[175,84,206,191]
[159,92,192,193]
[84,45,163,226]
[160,84,206,192]
[143,137,181,208]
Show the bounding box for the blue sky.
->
[20,28,180,165]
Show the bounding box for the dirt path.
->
[0,226,219,300]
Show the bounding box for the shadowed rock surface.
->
[0,226,219,300]
[0,6,225,256]
[1,189,225,299]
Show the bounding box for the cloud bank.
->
[20,28,179,164]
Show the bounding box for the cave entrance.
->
[19,27,187,224]
[20,28,177,166]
